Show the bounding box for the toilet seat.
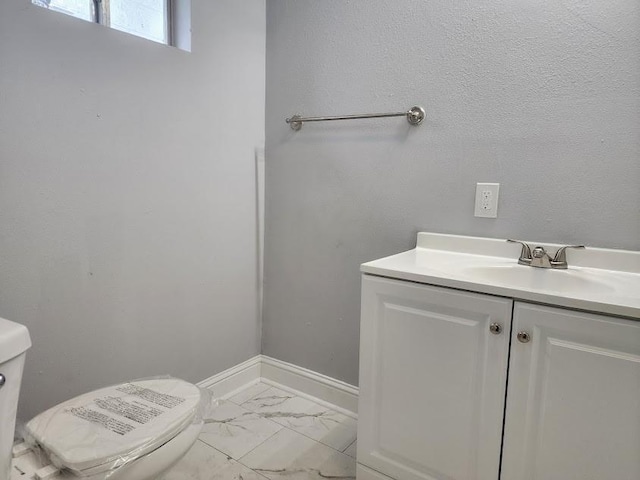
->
[24,378,202,478]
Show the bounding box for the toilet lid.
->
[25,378,202,476]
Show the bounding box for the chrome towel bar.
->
[285,105,425,131]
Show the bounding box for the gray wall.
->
[0,0,265,420]
[263,0,640,386]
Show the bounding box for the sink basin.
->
[461,265,615,294]
[362,233,640,318]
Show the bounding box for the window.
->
[33,0,93,22]
[109,0,168,44]
[32,0,189,49]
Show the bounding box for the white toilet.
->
[1,317,205,480]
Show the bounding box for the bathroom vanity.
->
[356,233,640,480]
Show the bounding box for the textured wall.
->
[0,0,265,420]
[264,0,640,385]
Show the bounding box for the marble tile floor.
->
[163,381,357,480]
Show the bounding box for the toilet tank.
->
[0,318,31,480]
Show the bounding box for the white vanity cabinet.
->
[501,303,640,480]
[357,275,513,480]
[358,275,640,480]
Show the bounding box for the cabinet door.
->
[502,303,640,480]
[358,275,513,480]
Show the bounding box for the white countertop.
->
[361,233,640,319]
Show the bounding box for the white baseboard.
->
[260,356,359,416]
[357,464,394,480]
[197,355,359,416]
[197,355,261,398]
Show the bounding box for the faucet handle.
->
[551,245,585,268]
[507,239,533,264]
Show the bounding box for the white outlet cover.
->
[475,183,500,218]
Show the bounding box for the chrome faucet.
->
[507,240,585,269]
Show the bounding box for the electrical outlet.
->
[475,183,500,218]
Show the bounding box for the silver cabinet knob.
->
[0,373,5,388]
[517,331,531,343]
[489,323,502,334]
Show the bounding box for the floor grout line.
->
[236,424,284,462]
[194,381,357,480]
[193,439,273,480]
[234,383,357,456]
[342,438,357,454]
[198,401,285,461]
[269,421,356,457]
[193,439,235,461]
